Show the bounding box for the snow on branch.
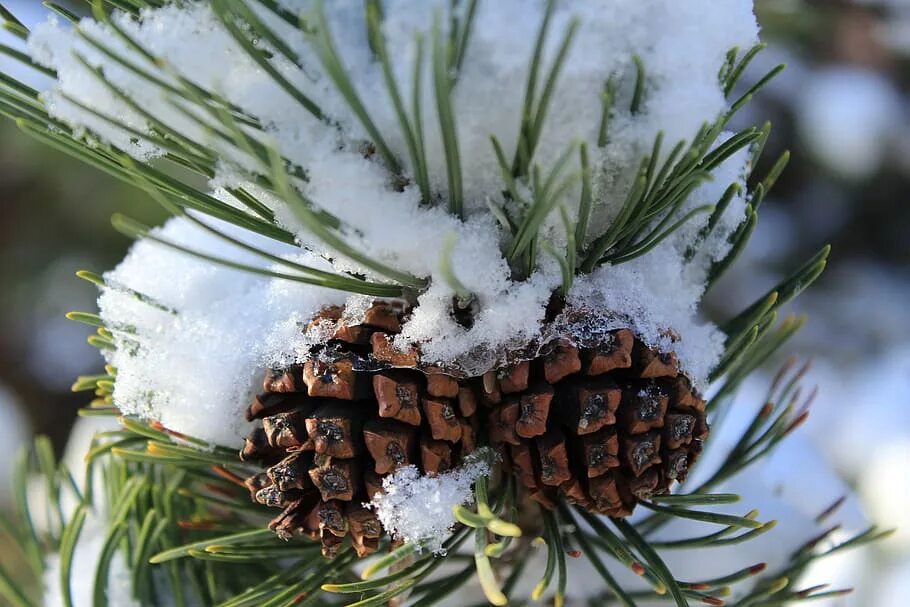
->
[26,1,762,443]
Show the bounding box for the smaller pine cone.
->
[240,301,707,556]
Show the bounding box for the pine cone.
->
[240,301,707,556]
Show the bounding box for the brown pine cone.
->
[240,300,707,556]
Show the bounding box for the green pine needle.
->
[310,0,399,172]
[630,54,646,114]
[431,11,465,218]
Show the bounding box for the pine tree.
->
[0,2,892,606]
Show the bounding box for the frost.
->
[27,1,764,441]
[369,450,492,554]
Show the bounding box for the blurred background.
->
[0,0,907,604]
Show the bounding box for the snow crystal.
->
[369,450,492,554]
[27,2,762,440]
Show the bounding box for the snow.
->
[11,2,897,603]
[556,250,730,387]
[369,449,492,554]
[0,1,53,88]
[38,417,169,607]
[42,515,141,607]
[27,1,760,443]
[97,218,348,446]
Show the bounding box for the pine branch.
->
[0,3,887,607]
[0,351,885,607]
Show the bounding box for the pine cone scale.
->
[240,302,708,555]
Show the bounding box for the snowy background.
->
[0,0,908,605]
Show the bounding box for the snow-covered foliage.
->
[43,517,140,607]
[369,449,492,553]
[97,219,349,445]
[39,417,148,607]
[26,0,761,445]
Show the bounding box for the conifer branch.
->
[0,3,886,606]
